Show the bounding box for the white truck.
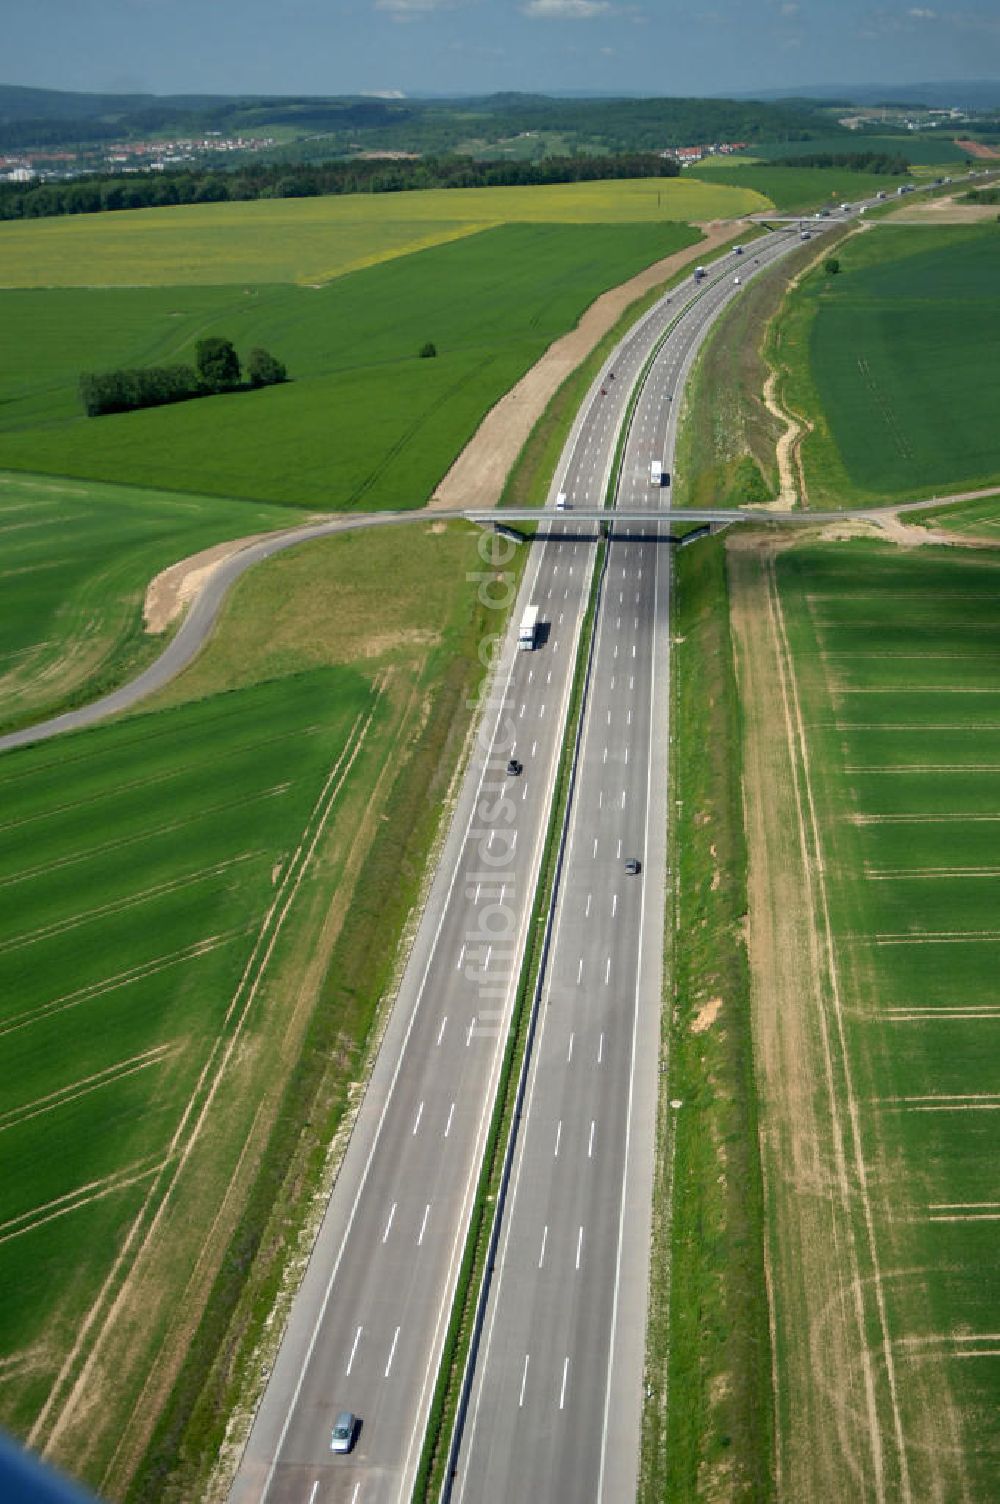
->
[650,460,663,487]
[518,604,539,651]
[693,265,706,282]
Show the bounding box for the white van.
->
[556,492,570,511]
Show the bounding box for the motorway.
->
[448,226,808,1503]
[227,221,822,1504]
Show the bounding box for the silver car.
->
[330,1410,357,1454]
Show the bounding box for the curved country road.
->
[0,509,438,754]
[3,484,1000,756]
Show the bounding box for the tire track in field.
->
[0,1158,167,1248]
[0,929,247,1041]
[0,852,262,955]
[0,1045,174,1135]
[764,552,911,1503]
[29,688,382,1459]
[0,782,292,890]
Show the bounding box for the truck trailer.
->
[518,605,539,651]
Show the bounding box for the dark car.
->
[506,758,523,776]
[624,857,641,875]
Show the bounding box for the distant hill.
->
[0,84,842,157]
[742,80,1000,112]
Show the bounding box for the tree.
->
[419,342,437,358]
[196,336,241,392]
[246,347,288,387]
[824,257,841,276]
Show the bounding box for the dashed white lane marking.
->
[385,1325,401,1378]
[382,1203,396,1243]
[588,1120,596,1158]
[585,892,592,917]
[346,1324,363,1376]
[605,956,611,985]
[520,1353,530,1408]
[436,1016,447,1046]
[456,945,465,972]
[607,709,612,726]
[531,739,538,755]
[560,1357,569,1410]
[577,957,584,984]
[412,1101,424,1135]
[539,1225,548,1268]
[445,1101,455,1137]
[593,837,599,858]
[567,1032,574,1063]
[522,785,528,801]
[554,1120,562,1158]
[519,703,526,719]
[625,747,629,765]
[598,1031,604,1064]
[612,893,617,917]
[627,709,632,726]
[576,1225,584,1270]
[308,1482,319,1504]
[418,1203,430,1246]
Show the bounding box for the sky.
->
[4,0,1000,100]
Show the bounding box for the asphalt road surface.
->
[227,224,820,1504]
[450,227,811,1504]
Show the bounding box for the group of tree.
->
[962,185,1000,204]
[0,151,681,222]
[80,337,287,417]
[772,149,911,174]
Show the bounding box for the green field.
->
[745,134,969,166]
[0,177,765,289]
[688,160,909,212]
[0,220,699,510]
[0,667,375,1429]
[0,472,310,733]
[770,538,1000,1496]
[0,518,514,1496]
[776,224,1000,505]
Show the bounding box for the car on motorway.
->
[556,492,569,511]
[330,1411,358,1454]
[506,758,523,777]
[624,857,641,875]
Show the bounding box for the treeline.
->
[961,185,1000,203]
[0,151,679,222]
[772,149,910,174]
[80,338,286,417]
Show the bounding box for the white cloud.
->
[521,0,616,18]
[908,6,936,16]
[374,0,458,19]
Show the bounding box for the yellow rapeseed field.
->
[0,176,767,288]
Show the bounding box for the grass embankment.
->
[672,228,849,510]
[415,538,605,1501]
[501,229,761,511]
[0,221,697,510]
[0,472,310,734]
[640,537,772,1503]
[770,223,1000,506]
[0,521,523,1502]
[730,533,999,1498]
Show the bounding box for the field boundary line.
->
[765,550,913,1503]
[29,691,382,1456]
